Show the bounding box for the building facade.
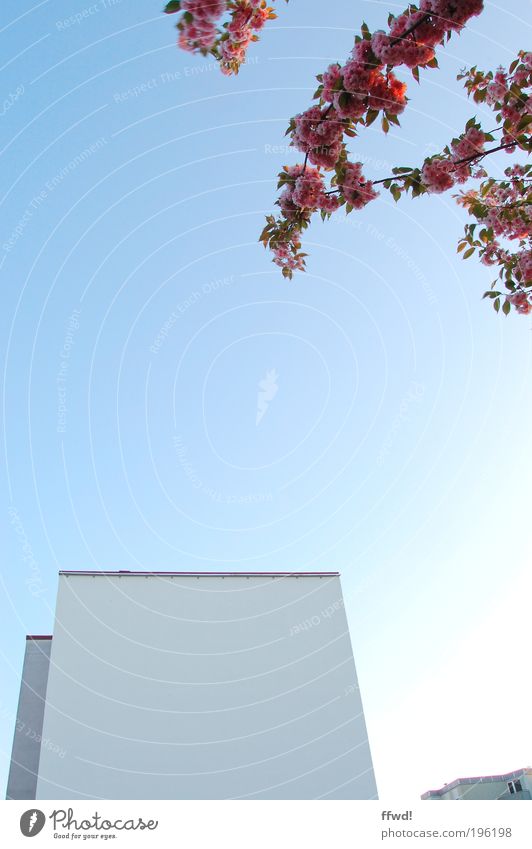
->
[6,636,52,800]
[7,571,377,800]
[422,768,532,800]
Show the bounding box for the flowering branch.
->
[366,141,520,188]
[164,0,279,75]
[260,1,485,279]
[389,11,431,47]
[377,55,532,315]
[258,2,531,316]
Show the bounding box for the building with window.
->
[422,768,532,800]
[7,571,377,800]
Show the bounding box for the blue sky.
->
[1,0,531,798]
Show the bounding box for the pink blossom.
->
[350,39,378,66]
[517,250,532,283]
[421,157,455,193]
[321,64,343,102]
[342,59,375,95]
[333,92,368,120]
[320,194,341,213]
[371,26,434,69]
[339,162,379,208]
[486,70,508,105]
[292,170,327,209]
[419,0,484,32]
[292,106,344,169]
[368,73,407,114]
[507,291,532,314]
[175,0,272,75]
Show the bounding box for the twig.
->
[389,12,431,47]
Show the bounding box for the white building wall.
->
[36,572,377,800]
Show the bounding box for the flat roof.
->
[59,571,340,577]
[422,767,531,797]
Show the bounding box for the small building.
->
[422,768,532,800]
[7,570,377,800]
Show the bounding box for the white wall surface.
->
[36,573,377,799]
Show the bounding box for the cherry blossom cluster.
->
[380,52,531,314]
[164,0,276,75]
[265,25,531,316]
[385,159,530,317]
[261,1,485,278]
[417,123,488,194]
[261,162,377,273]
[381,53,530,204]
[459,50,532,152]
[456,164,531,315]
[371,0,483,69]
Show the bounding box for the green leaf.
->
[337,92,350,109]
[494,297,500,312]
[163,0,181,12]
[502,299,511,315]
[360,21,371,41]
[462,247,475,259]
[411,66,420,83]
[517,114,532,131]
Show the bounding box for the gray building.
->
[6,636,52,800]
[7,570,377,800]
[422,768,532,800]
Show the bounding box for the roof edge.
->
[58,570,340,577]
[422,767,530,797]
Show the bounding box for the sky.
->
[1,0,531,800]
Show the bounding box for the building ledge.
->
[58,570,340,577]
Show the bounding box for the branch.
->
[452,141,518,167]
[389,12,431,47]
[371,142,521,187]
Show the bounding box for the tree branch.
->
[452,141,518,167]
[389,12,431,47]
[370,141,521,186]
